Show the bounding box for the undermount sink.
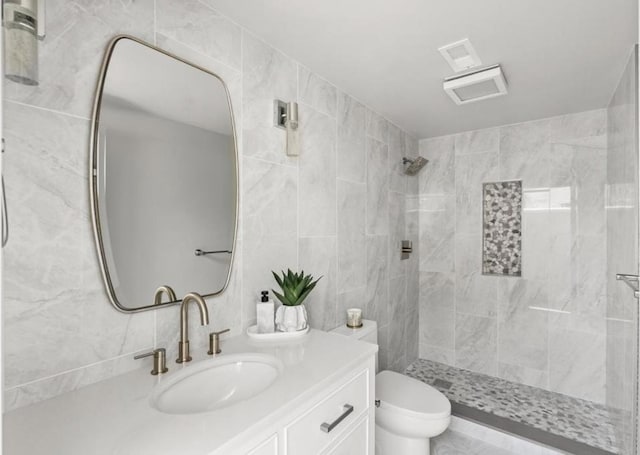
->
[151,353,283,415]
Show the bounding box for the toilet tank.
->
[331,320,378,371]
[331,319,378,344]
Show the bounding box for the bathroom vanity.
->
[4,329,377,455]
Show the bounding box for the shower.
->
[402,156,428,175]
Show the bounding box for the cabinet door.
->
[323,418,369,455]
[246,434,277,455]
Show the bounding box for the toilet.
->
[331,320,451,455]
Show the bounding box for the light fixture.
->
[3,0,46,86]
[438,38,481,73]
[274,100,299,156]
[443,64,508,105]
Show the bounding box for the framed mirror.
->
[90,36,238,313]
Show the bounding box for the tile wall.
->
[418,109,608,403]
[2,0,419,410]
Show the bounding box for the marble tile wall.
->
[605,47,638,454]
[2,0,419,410]
[418,109,609,403]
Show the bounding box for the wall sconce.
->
[3,0,46,86]
[274,100,299,156]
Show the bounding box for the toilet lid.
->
[376,371,451,419]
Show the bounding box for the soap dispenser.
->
[256,290,275,333]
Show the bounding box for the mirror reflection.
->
[91,36,238,312]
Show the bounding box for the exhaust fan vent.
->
[443,65,508,105]
[438,38,481,72]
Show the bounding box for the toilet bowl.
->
[331,320,451,455]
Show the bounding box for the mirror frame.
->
[89,35,239,313]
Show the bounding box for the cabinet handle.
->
[320,404,354,433]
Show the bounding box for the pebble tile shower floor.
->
[406,359,621,454]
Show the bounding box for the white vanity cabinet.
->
[239,357,375,455]
[4,330,377,455]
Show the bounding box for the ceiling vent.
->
[438,38,481,72]
[443,64,508,105]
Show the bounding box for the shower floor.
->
[405,359,622,455]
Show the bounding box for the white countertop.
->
[3,329,377,455]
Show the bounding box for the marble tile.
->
[497,363,548,389]
[156,0,241,69]
[455,313,497,375]
[242,32,297,165]
[337,93,366,183]
[377,323,390,371]
[388,124,408,194]
[455,234,498,318]
[389,312,407,373]
[298,65,337,118]
[298,105,337,237]
[405,304,420,365]
[521,200,552,282]
[390,275,408,319]
[337,286,366,327]
[419,344,455,364]
[366,138,389,235]
[419,195,454,273]
[419,272,454,350]
[337,92,366,143]
[549,329,606,403]
[241,157,298,325]
[549,109,606,147]
[405,134,420,195]
[241,233,298,328]
[454,127,499,156]
[3,102,154,387]
[388,191,407,278]
[497,279,548,371]
[337,180,366,292]
[365,109,389,143]
[299,237,337,331]
[4,0,154,118]
[455,152,499,235]
[419,135,455,195]
[499,122,551,187]
[242,157,297,239]
[366,235,390,328]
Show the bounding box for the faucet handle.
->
[208,329,230,355]
[134,348,169,375]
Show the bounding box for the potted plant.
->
[272,269,322,332]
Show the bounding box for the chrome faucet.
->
[176,292,210,363]
[153,285,177,306]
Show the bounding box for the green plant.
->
[271,269,322,306]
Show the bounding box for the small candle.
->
[346,308,363,328]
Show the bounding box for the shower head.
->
[402,156,428,176]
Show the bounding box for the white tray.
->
[246,325,309,341]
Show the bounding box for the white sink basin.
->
[151,353,283,415]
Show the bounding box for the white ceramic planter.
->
[275,305,308,332]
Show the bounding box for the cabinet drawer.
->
[285,368,369,454]
[246,434,277,455]
[323,417,368,455]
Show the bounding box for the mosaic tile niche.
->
[482,180,522,276]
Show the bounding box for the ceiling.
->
[208,0,637,138]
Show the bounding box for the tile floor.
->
[406,359,620,454]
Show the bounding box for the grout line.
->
[5,100,91,121]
